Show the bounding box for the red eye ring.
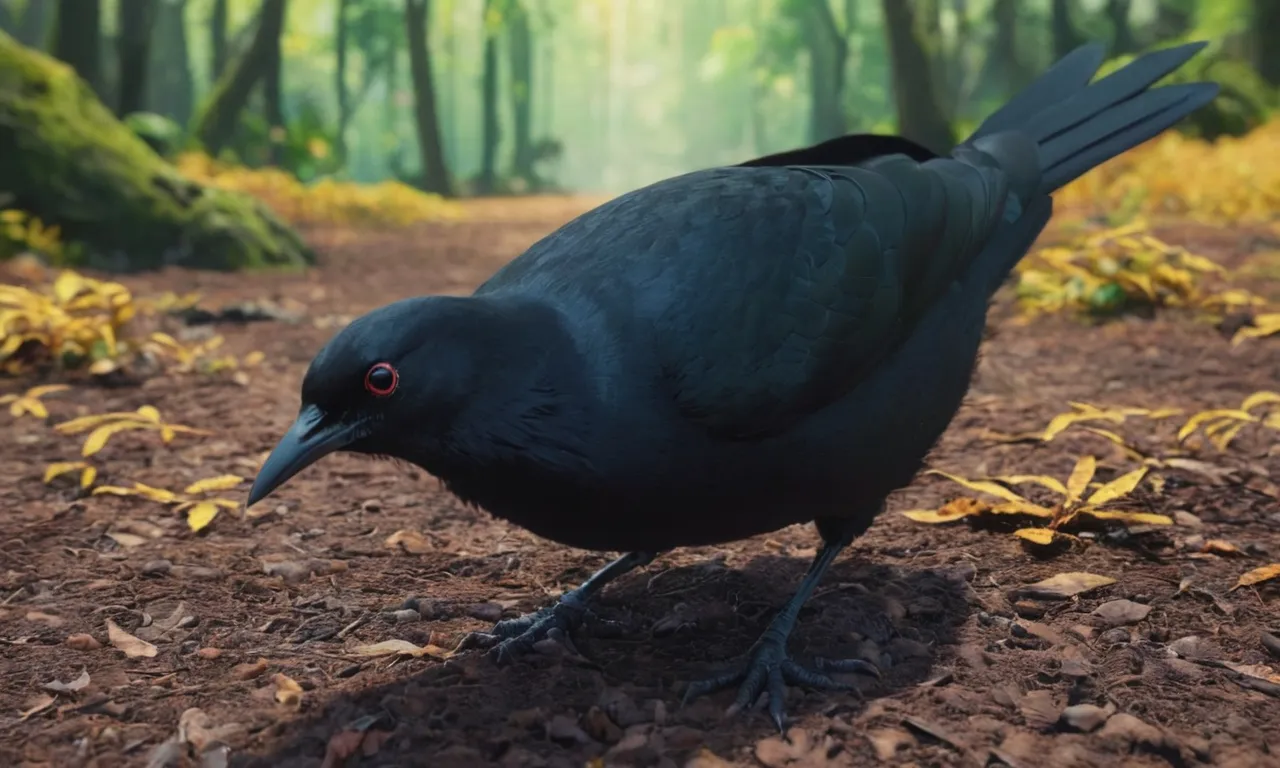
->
[364,362,398,397]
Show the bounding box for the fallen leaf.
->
[348,639,451,659]
[183,475,244,495]
[1014,572,1116,601]
[106,618,157,658]
[1230,563,1280,591]
[186,501,220,533]
[1018,689,1061,730]
[1222,662,1280,685]
[384,529,433,554]
[1013,528,1079,548]
[65,633,102,650]
[1202,539,1244,556]
[1092,599,1151,627]
[272,672,303,708]
[231,658,269,681]
[106,531,148,548]
[19,693,55,720]
[43,669,90,693]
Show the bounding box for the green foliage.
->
[123,112,185,158]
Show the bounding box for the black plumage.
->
[248,42,1218,730]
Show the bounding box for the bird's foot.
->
[459,596,618,664]
[682,637,880,732]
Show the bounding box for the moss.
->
[0,31,313,271]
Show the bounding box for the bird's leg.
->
[461,550,659,663]
[682,520,880,732]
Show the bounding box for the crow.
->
[248,42,1217,730]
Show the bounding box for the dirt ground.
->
[1,199,1278,768]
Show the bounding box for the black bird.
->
[248,42,1217,729]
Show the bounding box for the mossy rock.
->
[0,31,314,271]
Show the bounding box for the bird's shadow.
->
[231,555,971,767]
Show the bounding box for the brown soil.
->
[1,199,1278,768]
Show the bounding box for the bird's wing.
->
[648,154,1015,440]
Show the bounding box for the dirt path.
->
[1,199,1277,768]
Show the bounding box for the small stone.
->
[1092,599,1151,627]
[1168,635,1217,659]
[606,732,658,764]
[195,647,222,660]
[545,714,593,745]
[1097,713,1166,749]
[1013,600,1046,619]
[468,603,503,622]
[360,500,382,513]
[1097,628,1131,646]
[141,559,173,576]
[389,609,421,623]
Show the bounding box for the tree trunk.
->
[976,0,1026,101]
[49,0,103,96]
[881,0,953,154]
[116,0,157,116]
[192,0,288,156]
[477,0,500,194]
[507,0,534,184]
[1051,0,1082,61]
[800,0,848,143]
[147,0,193,126]
[0,30,312,271]
[1256,0,1280,86]
[262,8,285,165]
[334,0,350,160]
[14,1,53,48]
[210,0,228,82]
[404,0,452,196]
[1106,0,1136,54]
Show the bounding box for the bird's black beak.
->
[247,405,360,507]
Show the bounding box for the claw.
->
[458,600,590,665]
[683,640,878,731]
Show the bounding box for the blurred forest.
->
[0,0,1276,198]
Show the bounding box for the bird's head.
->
[246,296,483,508]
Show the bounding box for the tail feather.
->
[971,42,1106,140]
[965,41,1219,196]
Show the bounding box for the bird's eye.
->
[364,362,398,397]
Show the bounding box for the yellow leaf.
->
[926,470,1029,504]
[1177,410,1254,441]
[183,475,245,495]
[148,332,182,349]
[901,508,973,524]
[82,421,145,456]
[1241,391,1280,412]
[1231,314,1280,346]
[92,485,141,497]
[186,502,219,533]
[993,474,1069,496]
[1145,408,1184,420]
[54,411,139,433]
[210,498,241,509]
[1013,528,1079,547]
[88,359,118,375]
[1085,467,1148,506]
[43,461,86,483]
[989,500,1056,517]
[25,384,69,398]
[80,466,96,488]
[130,482,178,503]
[273,673,303,707]
[1202,539,1244,556]
[1230,563,1280,592]
[1065,456,1097,504]
[52,271,83,304]
[1084,510,1173,525]
[135,405,161,423]
[243,350,265,366]
[1042,412,1091,441]
[1208,421,1248,452]
[1017,572,1116,599]
[105,618,157,658]
[23,399,48,419]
